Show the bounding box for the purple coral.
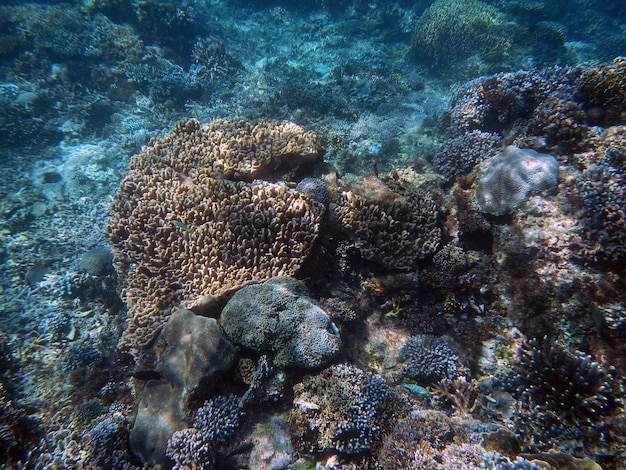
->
[398,335,468,386]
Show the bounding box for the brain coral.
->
[220,276,342,369]
[475,146,559,216]
[107,119,325,355]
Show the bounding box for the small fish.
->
[25,261,50,286]
[171,220,189,231]
[402,383,430,395]
[294,400,320,410]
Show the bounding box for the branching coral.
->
[330,175,441,270]
[166,394,244,470]
[513,337,623,450]
[289,364,402,456]
[397,335,469,386]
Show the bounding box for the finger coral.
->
[107,119,325,356]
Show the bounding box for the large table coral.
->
[107,119,325,354]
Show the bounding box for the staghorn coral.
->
[290,363,402,456]
[220,276,342,369]
[475,145,559,216]
[330,176,441,270]
[513,337,623,451]
[107,119,325,355]
[397,334,469,386]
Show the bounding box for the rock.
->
[158,309,237,393]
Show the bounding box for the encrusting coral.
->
[107,119,325,355]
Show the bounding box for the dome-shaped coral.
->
[475,146,559,216]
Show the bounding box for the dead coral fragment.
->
[107,119,325,355]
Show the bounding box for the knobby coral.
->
[107,119,325,355]
[220,276,342,369]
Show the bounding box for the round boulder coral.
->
[219,277,341,369]
[475,146,559,216]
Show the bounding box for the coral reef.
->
[513,337,623,451]
[290,363,402,457]
[475,146,559,216]
[379,409,538,470]
[2,0,626,467]
[220,276,342,369]
[397,335,469,386]
[436,58,626,269]
[107,119,326,356]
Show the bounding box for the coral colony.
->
[0,1,624,470]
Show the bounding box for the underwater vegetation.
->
[0,1,625,469]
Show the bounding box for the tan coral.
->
[330,175,441,270]
[107,119,325,355]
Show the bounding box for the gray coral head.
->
[475,145,559,216]
[220,276,342,369]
